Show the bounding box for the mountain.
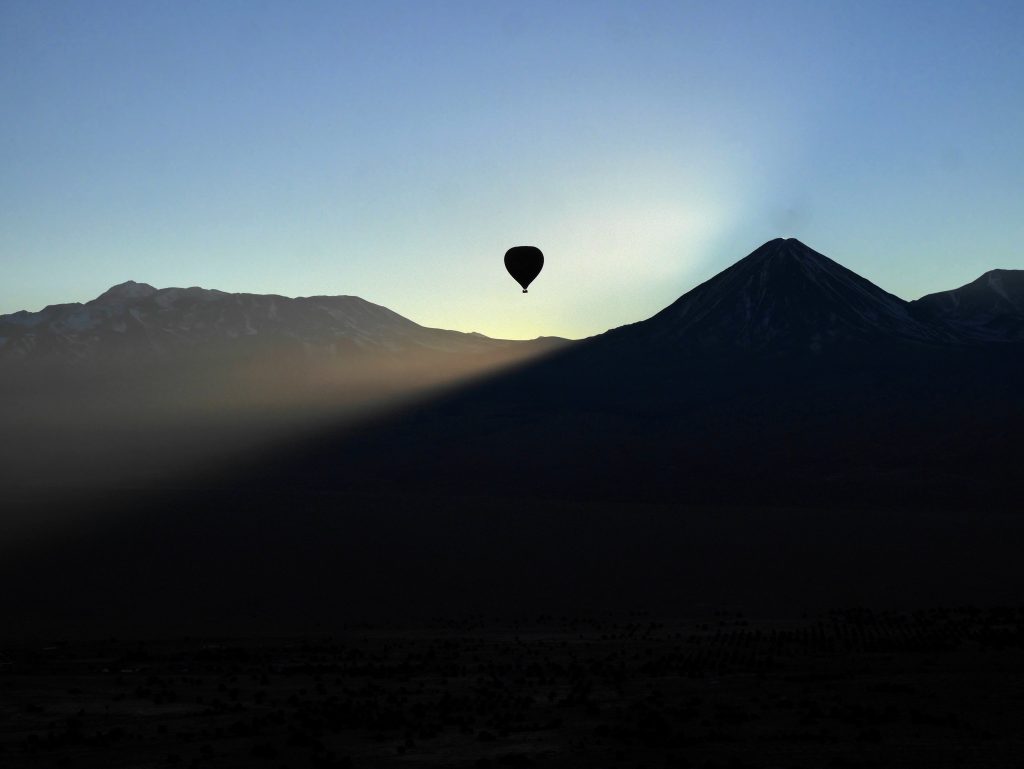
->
[255,238,1024,508]
[0,281,567,499]
[0,280,559,363]
[611,238,949,353]
[911,269,1024,341]
[4,237,1024,630]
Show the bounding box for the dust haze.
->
[0,336,562,539]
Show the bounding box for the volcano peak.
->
[630,239,943,352]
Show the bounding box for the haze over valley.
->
[0,280,565,509]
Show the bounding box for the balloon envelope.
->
[504,246,544,293]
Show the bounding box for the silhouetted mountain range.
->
[3,243,1019,368]
[258,238,1024,509]
[0,280,560,363]
[3,238,1023,631]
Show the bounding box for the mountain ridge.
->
[0,281,564,364]
[606,238,958,354]
[911,267,1024,341]
[4,240,1022,363]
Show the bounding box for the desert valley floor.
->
[3,609,1024,768]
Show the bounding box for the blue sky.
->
[2,1,1022,339]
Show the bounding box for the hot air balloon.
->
[504,246,544,293]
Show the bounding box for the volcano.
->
[619,238,949,353]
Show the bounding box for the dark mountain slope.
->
[613,238,948,353]
[0,280,558,363]
[912,269,1024,341]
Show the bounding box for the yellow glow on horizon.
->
[406,196,732,342]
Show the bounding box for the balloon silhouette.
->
[504,246,544,293]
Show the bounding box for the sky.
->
[2,0,1022,340]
